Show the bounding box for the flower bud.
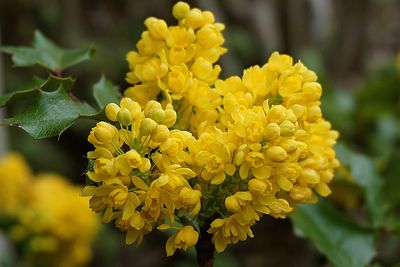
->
[301,168,320,184]
[144,100,162,117]
[289,186,312,202]
[266,146,287,162]
[144,17,168,39]
[163,109,177,128]
[248,179,269,195]
[120,98,142,120]
[90,122,117,145]
[139,158,151,173]
[202,11,215,24]
[315,183,331,196]
[268,105,287,123]
[307,106,322,121]
[151,125,169,143]
[277,176,293,191]
[117,108,133,127]
[225,196,240,213]
[172,1,190,19]
[148,109,166,123]
[105,103,120,121]
[264,123,280,140]
[279,120,296,136]
[140,118,157,135]
[289,104,306,119]
[185,8,204,29]
[303,82,322,101]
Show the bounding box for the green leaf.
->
[335,143,387,227]
[0,75,100,139]
[93,75,121,109]
[0,30,95,72]
[290,201,376,267]
[0,75,74,107]
[3,86,96,139]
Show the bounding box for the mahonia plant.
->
[83,1,339,266]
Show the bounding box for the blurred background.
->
[0,0,400,266]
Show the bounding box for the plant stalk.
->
[195,219,215,267]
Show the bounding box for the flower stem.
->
[195,218,215,267]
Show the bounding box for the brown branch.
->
[196,218,215,267]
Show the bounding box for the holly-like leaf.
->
[0,75,74,108]
[335,143,387,227]
[93,75,121,109]
[1,75,99,139]
[290,201,376,267]
[3,86,96,139]
[0,30,95,72]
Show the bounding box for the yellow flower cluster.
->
[85,1,339,256]
[125,1,225,134]
[0,154,99,267]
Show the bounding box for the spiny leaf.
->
[0,75,74,107]
[3,86,96,139]
[0,30,95,72]
[290,200,376,267]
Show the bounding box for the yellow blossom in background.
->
[0,154,100,267]
[0,153,31,215]
[85,1,339,257]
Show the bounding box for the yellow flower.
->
[84,1,340,256]
[191,128,236,185]
[208,209,258,252]
[165,226,199,256]
[190,57,221,84]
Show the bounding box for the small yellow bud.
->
[279,120,296,136]
[301,168,320,184]
[266,146,287,162]
[140,118,158,135]
[289,186,312,202]
[248,179,269,195]
[268,105,287,123]
[277,176,293,191]
[120,97,142,119]
[151,125,169,143]
[105,103,120,121]
[202,11,215,24]
[302,82,322,101]
[280,140,299,153]
[92,122,116,144]
[172,1,190,19]
[225,196,240,213]
[144,17,168,39]
[264,123,280,140]
[289,104,306,119]
[139,158,151,173]
[185,8,204,29]
[307,106,322,121]
[163,109,177,128]
[148,109,166,123]
[315,183,331,196]
[144,100,162,117]
[117,108,133,127]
